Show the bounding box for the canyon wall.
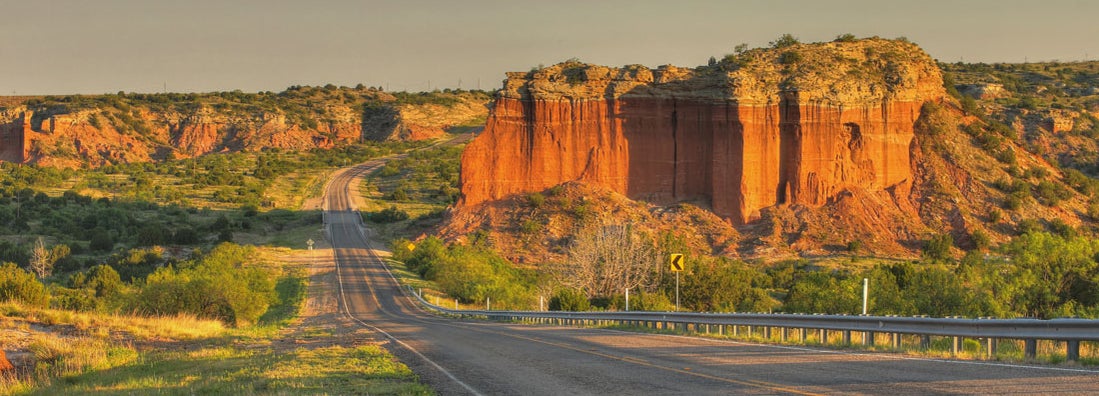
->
[0,89,490,167]
[460,39,945,224]
[0,109,31,163]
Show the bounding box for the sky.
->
[2,0,1098,95]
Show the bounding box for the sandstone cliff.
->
[460,38,945,225]
[0,88,490,167]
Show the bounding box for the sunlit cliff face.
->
[459,39,944,224]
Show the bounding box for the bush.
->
[778,51,803,65]
[769,33,799,49]
[970,229,991,251]
[136,243,275,326]
[834,33,857,42]
[528,192,545,208]
[924,233,954,261]
[0,262,48,307]
[549,288,591,311]
[389,187,409,201]
[90,232,114,252]
[367,206,410,223]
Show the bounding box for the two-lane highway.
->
[322,157,1099,395]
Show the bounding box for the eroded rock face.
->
[0,109,31,164]
[460,39,945,224]
[0,91,490,167]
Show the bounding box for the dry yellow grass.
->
[1,301,225,342]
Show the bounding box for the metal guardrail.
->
[407,289,1099,361]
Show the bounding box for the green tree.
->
[834,33,857,42]
[549,288,590,311]
[783,271,859,314]
[136,243,275,326]
[0,262,48,307]
[770,33,800,48]
[677,257,775,312]
[923,233,954,261]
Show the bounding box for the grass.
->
[265,169,332,210]
[2,253,432,395]
[25,344,431,395]
[356,143,462,240]
[0,302,226,341]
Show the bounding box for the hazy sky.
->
[3,0,1098,95]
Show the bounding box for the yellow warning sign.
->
[669,254,685,272]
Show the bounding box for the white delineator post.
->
[862,278,869,316]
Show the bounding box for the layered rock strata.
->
[460,39,945,224]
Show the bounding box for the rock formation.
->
[0,89,490,167]
[460,39,945,224]
[0,349,12,373]
[0,109,31,163]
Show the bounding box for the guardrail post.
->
[747,325,754,337]
[864,331,874,346]
[1067,340,1080,362]
[732,325,739,337]
[985,338,994,359]
[819,329,827,344]
[892,333,902,350]
[800,328,808,343]
[1024,339,1037,359]
[952,337,961,356]
[781,327,789,342]
[764,327,772,340]
[920,335,931,350]
[718,325,725,336]
[842,330,851,345]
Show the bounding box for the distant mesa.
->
[0,88,490,168]
[459,38,945,225]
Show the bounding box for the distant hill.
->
[0,87,491,168]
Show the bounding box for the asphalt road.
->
[323,155,1099,395]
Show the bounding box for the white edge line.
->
[589,326,1099,375]
[326,168,485,396]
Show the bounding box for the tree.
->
[548,288,590,311]
[29,237,54,279]
[560,223,658,298]
[923,233,954,261]
[770,34,800,49]
[834,33,857,42]
[0,262,48,307]
[90,231,114,252]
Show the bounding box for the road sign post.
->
[669,254,684,311]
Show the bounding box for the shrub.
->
[778,51,803,65]
[769,34,799,49]
[389,187,409,201]
[970,229,991,251]
[0,262,48,307]
[834,33,857,43]
[549,288,591,311]
[89,231,114,252]
[136,243,275,326]
[367,206,410,223]
[528,192,545,208]
[923,233,954,261]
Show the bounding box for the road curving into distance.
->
[322,142,1099,395]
